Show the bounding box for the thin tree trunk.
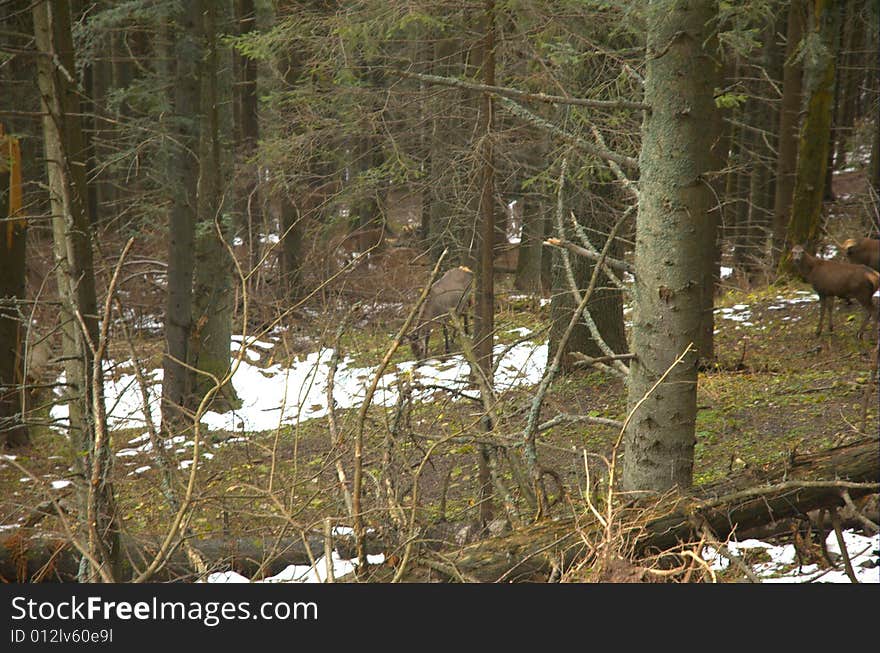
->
[473,0,497,525]
[33,0,120,581]
[772,0,805,266]
[0,126,29,447]
[834,0,859,170]
[514,198,546,295]
[234,0,260,278]
[785,0,841,256]
[700,61,733,365]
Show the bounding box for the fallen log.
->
[0,530,386,583]
[396,437,879,582]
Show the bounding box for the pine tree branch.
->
[389,69,650,112]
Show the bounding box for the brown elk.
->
[790,245,880,339]
[842,237,880,272]
[408,266,474,359]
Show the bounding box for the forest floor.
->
[1,171,878,583]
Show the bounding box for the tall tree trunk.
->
[747,19,782,274]
[833,0,860,170]
[427,37,459,264]
[473,0,497,525]
[0,125,29,447]
[785,0,841,256]
[190,2,239,411]
[33,0,120,580]
[514,197,546,295]
[623,0,718,493]
[234,0,260,279]
[870,6,880,200]
[162,0,204,433]
[772,0,805,265]
[699,60,733,364]
[732,110,754,272]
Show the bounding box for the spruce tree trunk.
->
[427,37,459,264]
[191,2,239,411]
[623,0,718,493]
[785,0,841,256]
[833,0,860,170]
[473,0,497,525]
[731,113,754,272]
[162,0,203,433]
[0,127,28,447]
[772,0,805,265]
[869,7,880,198]
[233,0,261,284]
[745,20,782,275]
[33,0,120,580]
[700,62,733,365]
[514,198,547,295]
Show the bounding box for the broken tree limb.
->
[544,237,634,276]
[389,69,650,112]
[0,531,386,583]
[396,437,879,582]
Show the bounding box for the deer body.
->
[791,245,879,339]
[409,266,474,359]
[842,237,880,272]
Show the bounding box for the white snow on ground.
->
[817,245,839,260]
[767,294,819,310]
[703,531,879,583]
[51,330,548,434]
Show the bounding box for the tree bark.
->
[772,0,805,266]
[514,198,546,295]
[162,1,204,433]
[233,0,261,279]
[473,0,497,525]
[785,0,841,256]
[623,0,718,493]
[190,3,239,412]
[33,0,120,581]
[0,126,29,447]
[0,532,385,583]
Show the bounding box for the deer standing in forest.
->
[408,266,474,360]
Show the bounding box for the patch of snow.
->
[231,335,274,350]
[720,266,733,279]
[50,480,72,490]
[716,305,752,323]
[704,530,878,583]
[818,245,839,260]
